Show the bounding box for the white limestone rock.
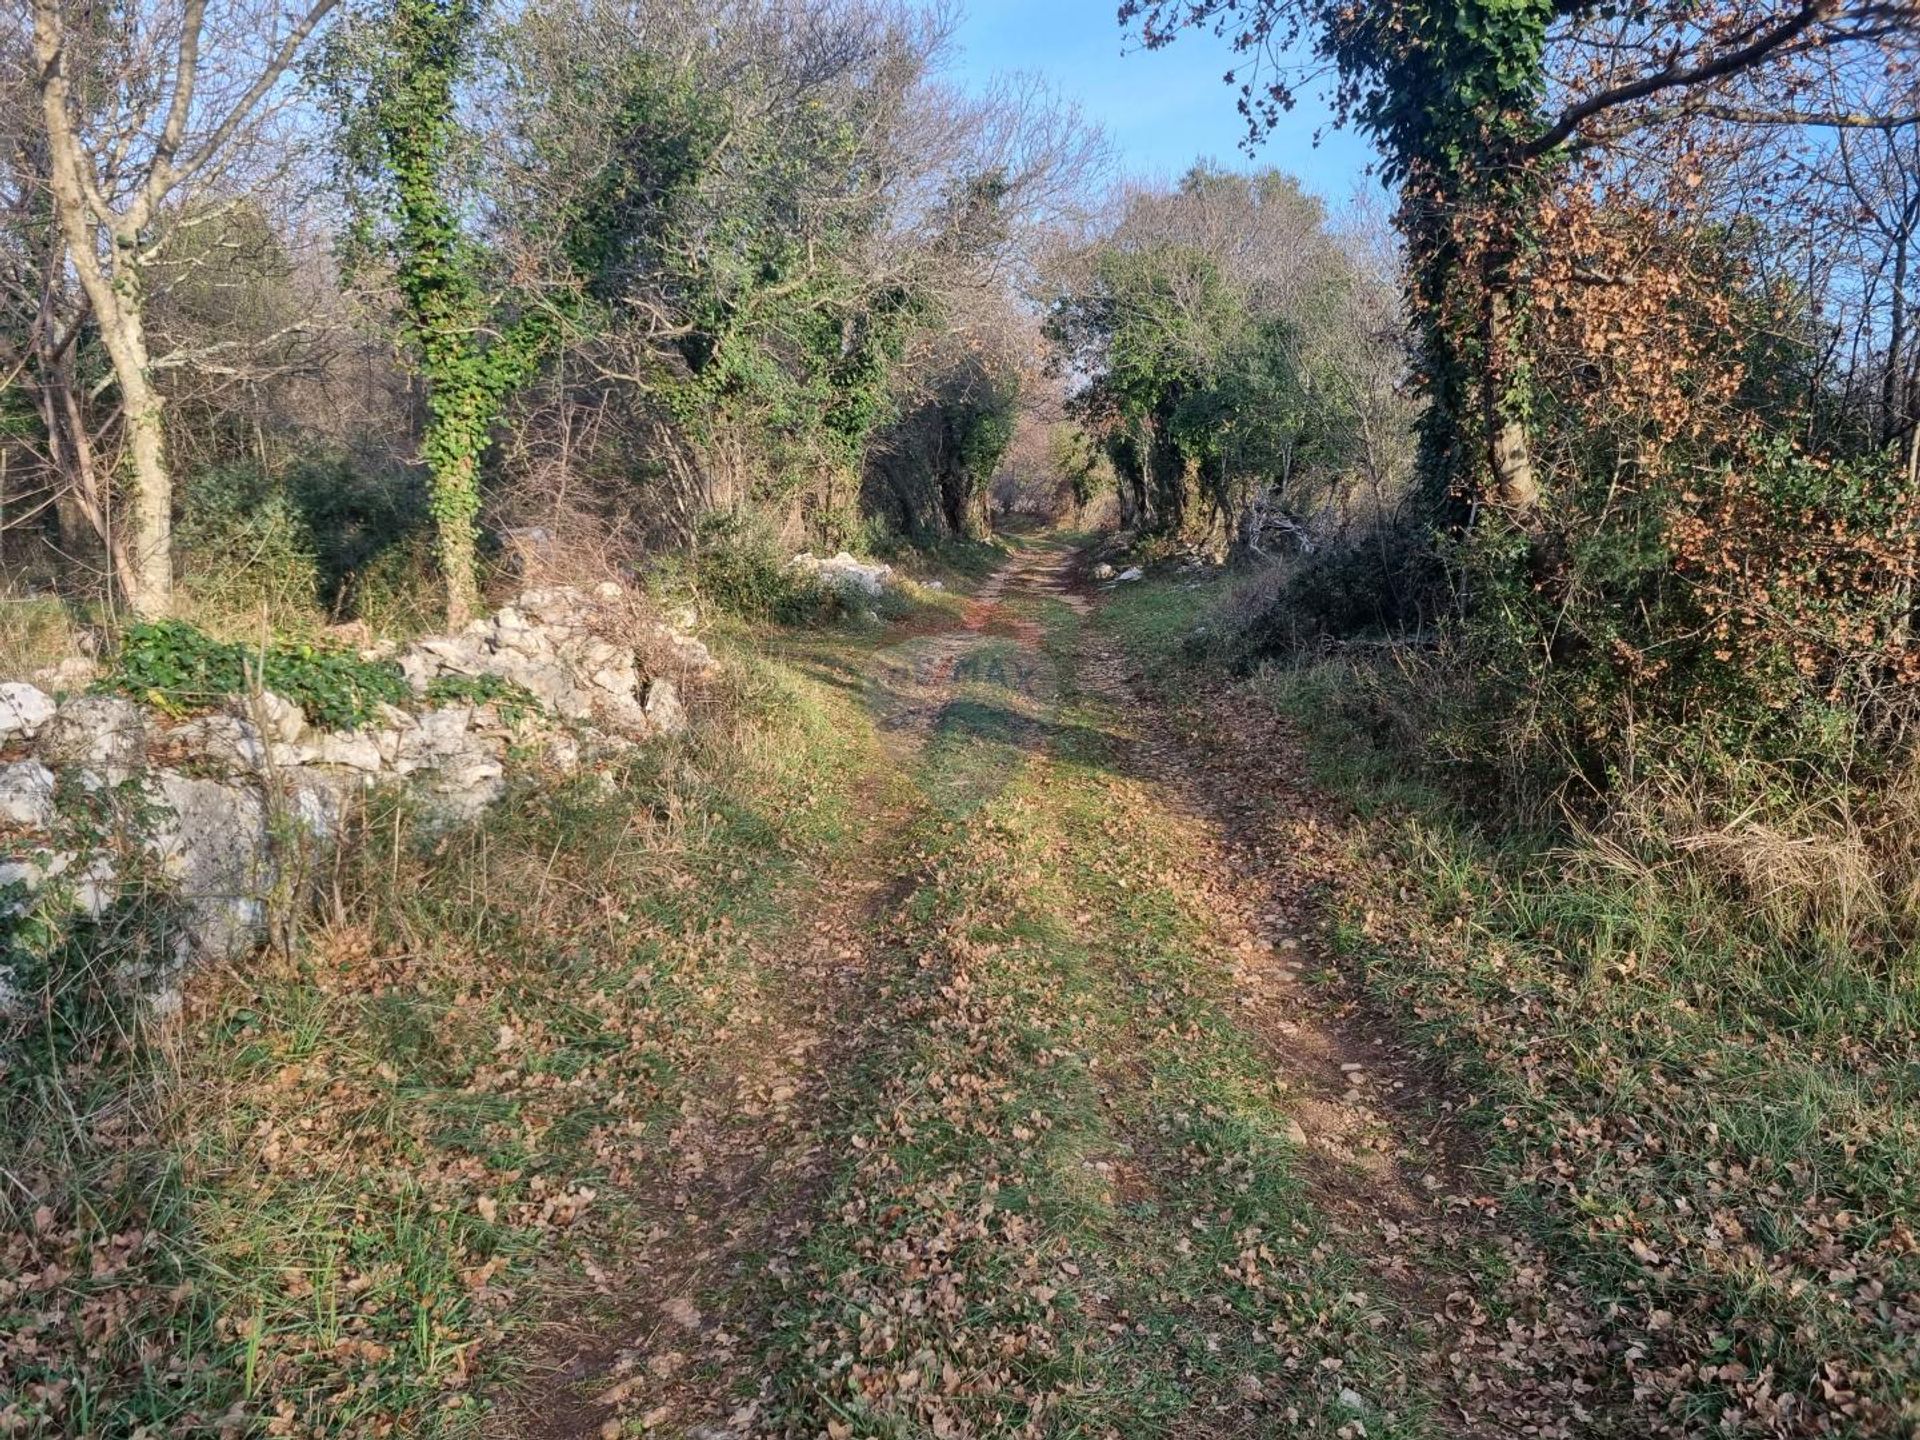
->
[254,690,308,745]
[419,634,487,672]
[37,695,147,782]
[788,550,895,599]
[0,683,56,743]
[6,581,723,986]
[28,657,98,695]
[268,740,314,769]
[392,706,476,775]
[0,760,57,830]
[309,731,383,773]
[284,768,358,843]
[503,657,589,718]
[169,714,267,776]
[0,849,72,914]
[145,771,274,961]
[518,587,589,625]
[652,625,717,675]
[71,856,118,918]
[597,696,655,738]
[400,650,440,696]
[643,677,688,736]
[542,732,582,773]
[585,635,641,699]
[492,606,549,657]
[420,755,506,826]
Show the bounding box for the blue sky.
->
[942,0,1382,204]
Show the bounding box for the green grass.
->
[35,530,1908,1437]
[1089,567,1228,685]
[1317,797,1920,1432]
[1099,567,1920,1438]
[0,640,887,1437]
[2,535,1019,1438]
[0,590,88,683]
[756,584,1443,1439]
[1038,764,1433,1436]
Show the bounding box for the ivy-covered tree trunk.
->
[1147,410,1190,533]
[415,320,511,631]
[1393,6,1556,532]
[327,0,542,630]
[429,433,484,628]
[1479,181,1540,512]
[1411,235,1542,529]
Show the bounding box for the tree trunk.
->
[1486,286,1539,512]
[435,448,481,629]
[56,292,172,616]
[118,357,174,617]
[1491,415,1538,509]
[27,346,94,554]
[83,258,174,616]
[33,0,173,616]
[1146,420,1187,533]
[1885,214,1911,448]
[1232,481,1264,559]
[30,348,137,597]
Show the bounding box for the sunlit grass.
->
[756,582,1445,1439]
[1100,563,1920,1435]
[0,632,883,1437]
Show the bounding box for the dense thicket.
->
[1125,0,1920,821]
[2,0,1101,630]
[1044,167,1414,554]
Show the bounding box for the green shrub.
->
[174,455,436,634]
[803,497,887,556]
[1224,518,1443,662]
[686,512,838,623]
[337,529,444,639]
[175,462,327,636]
[1226,433,1920,820]
[284,455,433,615]
[109,620,409,729]
[868,529,1008,586]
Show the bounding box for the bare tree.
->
[25,0,339,615]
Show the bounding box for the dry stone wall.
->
[0,584,715,1007]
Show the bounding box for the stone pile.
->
[787,550,898,600]
[398,582,705,737]
[1,585,715,987]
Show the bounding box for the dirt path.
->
[487,749,929,1439]
[493,553,1065,1439]
[496,540,1603,1439]
[1063,567,1613,1437]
